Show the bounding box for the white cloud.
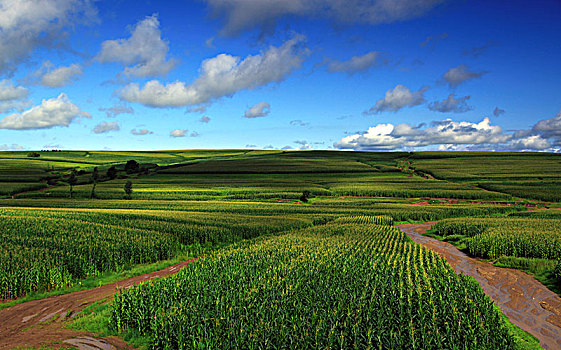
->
[93,121,120,134]
[335,117,510,150]
[0,0,96,75]
[0,99,31,113]
[131,128,153,136]
[205,0,445,37]
[0,79,29,101]
[97,14,177,78]
[190,131,200,137]
[99,104,134,118]
[170,129,187,137]
[504,135,551,150]
[326,51,387,74]
[364,84,427,114]
[199,116,211,123]
[532,109,561,145]
[0,79,30,113]
[532,110,561,138]
[244,102,270,118]
[0,143,25,150]
[38,63,82,87]
[443,64,486,88]
[0,93,90,130]
[294,140,313,150]
[428,93,472,113]
[120,35,306,108]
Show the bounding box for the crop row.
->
[112,221,513,349]
[0,208,311,299]
[433,217,561,260]
[0,199,523,222]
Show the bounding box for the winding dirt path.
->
[0,257,200,349]
[397,223,561,350]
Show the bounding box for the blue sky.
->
[0,0,560,151]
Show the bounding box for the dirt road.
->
[397,223,561,350]
[0,257,200,349]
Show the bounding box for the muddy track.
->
[397,223,561,350]
[0,257,200,349]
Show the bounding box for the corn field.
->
[0,208,310,299]
[112,220,514,349]
[433,218,561,260]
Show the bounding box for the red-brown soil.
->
[397,223,561,350]
[0,257,200,349]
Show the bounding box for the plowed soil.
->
[0,257,200,349]
[397,223,561,350]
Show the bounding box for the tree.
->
[125,160,140,174]
[107,165,117,180]
[124,180,133,199]
[27,152,40,157]
[68,170,77,198]
[300,190,311,203]
[90,167,99,199]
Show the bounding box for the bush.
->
[125,160,140,174]
[27,152,40,157]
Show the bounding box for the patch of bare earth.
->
[0,257,200,349]
[397,223,561,350]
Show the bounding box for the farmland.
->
[0,150,560,349]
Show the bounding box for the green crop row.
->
[112,221,514,349]
[0,207,311,299]
[433,217,561,260]
[0,198,524,223]
[0,214,179,299]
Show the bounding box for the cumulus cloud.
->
[35,62,82,87]
[326,51,388,74]
[99,104,134,118]
[504,135,551,150]
[205,0,445,37]
[493,107,505,117]
[170,129,187,137]
[131,128,153,135]
[0,79,29,101]
[0,143,25,150]
[294,140,313,150]
[532,109,561,144]
[244,102,270,118]
[0,93,90,130]
[335,110,561,151]
[199,116,211,123]
[97,14,177,78]
[290,119,309,127]
[120,36,306,108]
[364,84,427,114]
[0,79,30,113]
[92,121,120,134]
[335,117,510,150]
[428,93,472,113]
[0,0,96,75]
[442,64,486,88]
